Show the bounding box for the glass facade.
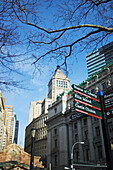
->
[86,41,113,77]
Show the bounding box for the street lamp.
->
[64,167,70,169]
[30,127,36,170]
[71,142,84,170]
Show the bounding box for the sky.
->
[1,0,113,148]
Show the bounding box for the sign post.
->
[71,84,113,170]
[97,91,113,170]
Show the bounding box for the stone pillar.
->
[78,120,84,161]
[99,119,106,158]
[87,117,95,161]
[47,129,52,169]
[68,122,73,157]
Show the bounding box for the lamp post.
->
[30,127,36,170]
[71,142,84,170]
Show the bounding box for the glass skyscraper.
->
[86,41,113,77]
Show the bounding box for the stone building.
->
[48,65,70,102]
[25,112,48,167]
[46,63,113,170]
[0,93,18,151]
[5,105,16,144]
[0,92,6,151]
[25,66,70,168]
[29,100,43,124]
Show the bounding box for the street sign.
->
[70,112,84,120]
[72,84,102,119]
[73,93,101,109]
[74,98,101,111]
[104,92,113,110]
[72,84,99,101]
[74,102,102,119]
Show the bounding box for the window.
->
[91,89,95,94]
[59,80,60,87]
[108,122,113,133]
[86,149,90,161]
[66,82,67,88]
[75,134,78,142]
[85,130,88,140]
[102,82,107,89]
[76,151,79,163]
[54,128,57,135]
[55,139,58,148]
[97,146,103,159]
[61,81,63,87]
[96,126,100,136]
[55,155,58,166]
[74,123,77,129]
[56,80,58,87]
[84,118,87,125]
[54,108,57,113]
[64,81,65,88]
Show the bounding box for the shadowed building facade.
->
[46,63,113,170]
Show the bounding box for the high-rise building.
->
[5,105,16,144]
[29,100,43,124]
[86,41,113,77]
[14,119,19,144]
[48,65,70,102]
[0,91,6,151]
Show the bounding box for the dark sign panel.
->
[74,102,102,119]
[72,84,100,101]
[104,93,113,110]
[72,84,102,119]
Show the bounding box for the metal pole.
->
[71,142,84,170]
[98,91,113,170]
[30,136,35,170]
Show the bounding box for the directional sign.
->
[74,102,102,119]
[70,112,84,120]
[72,84,99,101]
[73,93,101,109]
[74,98,101,111]
[72,84,102,119]
[104,93,113,110]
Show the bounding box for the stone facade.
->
[29,100,43,124]
[48,65,70,102]
[0,143,44,169]
[46,64,113,170]
[25,113,48,167]
[25,66,70,168]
